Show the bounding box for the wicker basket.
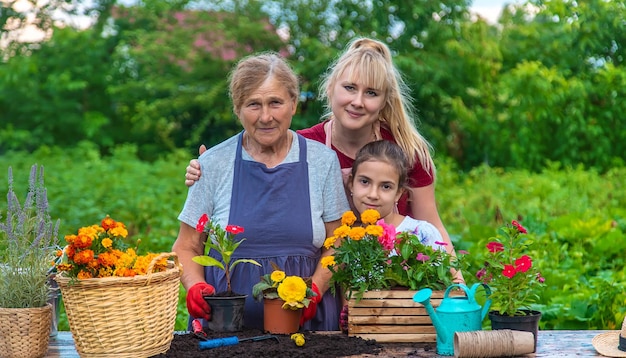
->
[0,304,52,358]
[55,252,182,358]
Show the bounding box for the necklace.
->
[331,119,379,158]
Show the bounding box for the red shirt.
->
[297,120,434,217]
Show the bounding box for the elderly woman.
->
[172,53,349,331]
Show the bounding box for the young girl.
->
[348,139,443,249]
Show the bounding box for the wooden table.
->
[46,330,607,357]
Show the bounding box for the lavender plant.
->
[0,165,60,308]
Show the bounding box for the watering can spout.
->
[413,288,448,344]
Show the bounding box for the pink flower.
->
[435,241,448,246]
[487,241,504,253]
[376,219,397,251]
[512,220,527,234]
[416,253,430,263]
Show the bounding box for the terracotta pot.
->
[489,310,542,352]
[263,298,302,334]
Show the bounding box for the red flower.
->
[515,255,532,272]
[512,220,527,234]
[196,214,209,232]
[487,241,504,253]
[502,264,517,278]
[225,225,244,235]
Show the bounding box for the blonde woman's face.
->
[330,70,386,131]
[237,77,297,149]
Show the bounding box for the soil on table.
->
[150,328,383,358]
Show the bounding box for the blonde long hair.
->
[319,37,435,176]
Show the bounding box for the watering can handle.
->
[443,283,471,299]
[469,282,492,320]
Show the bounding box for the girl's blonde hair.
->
[319,37,434,176]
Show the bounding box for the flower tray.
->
[347,289,463,343]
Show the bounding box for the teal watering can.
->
[413,283,491,356]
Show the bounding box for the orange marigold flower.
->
[73,234,93,249]
[65,245,76,259]
[56,263,73,271]
[349,227,366,241]
[323,236,337,249]
[55,249,63,257]
[77,270,93,280]
[341,211,357,226]
[320,256,336,268]
[101,216,116,230]
[333,225,351,238]
[98,251,118,267]
[360,209,380,225]
[365,225,383,237]
[73,250,95,265]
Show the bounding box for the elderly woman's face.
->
[237,77,297,149]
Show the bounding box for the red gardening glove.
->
[339,304,349,333]
[186,282,215,320]
[300,282,322,326]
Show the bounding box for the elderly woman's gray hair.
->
[229,53,300,114]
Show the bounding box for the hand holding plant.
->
[192,214,261,294]
[477,220,545,316]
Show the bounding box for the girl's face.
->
[349,159,403,221]
[330,70,386,132]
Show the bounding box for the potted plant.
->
[0,165,60,358]
[54,216,181,357]
[252,262,318,334]
[321,209,468,300]
[192,213,261,332]
[476,219,545,351]
[320,209,468,342]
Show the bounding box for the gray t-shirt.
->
[178,130,349,248]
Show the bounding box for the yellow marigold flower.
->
[341,211,357,226]
[349,227,366,241]
[323,236,337,249]
[77,270,93,280]
[320,256,336,268]
[365,224,383,237]
[101,238,113,249]
[271,270,286,284]
[97,267,114,278]
[79,225,100,240]
[65,234,76,244]
[109,224,128,238]
[56,263,73,272]
[277,276,307,309]
[360,209,380,225]
[333,225,351,238]
[291,333,305,347]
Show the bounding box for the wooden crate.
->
[348,289,463,343]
